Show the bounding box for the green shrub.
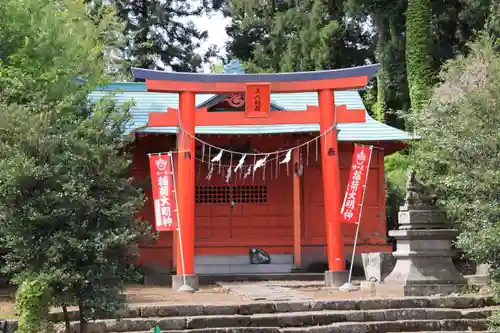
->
[16,277,53,333]
[405,33,500,328]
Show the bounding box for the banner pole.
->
[168,151,192,292]
[341,145,374,291]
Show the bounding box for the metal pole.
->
[168,151,189,290]
[345,145,374,286]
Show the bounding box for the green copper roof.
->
[89,82,415,142]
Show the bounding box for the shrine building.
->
[89,60,414,289]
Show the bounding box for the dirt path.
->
[125,285,248,306]
[0,282,405,319]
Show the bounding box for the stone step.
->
[49,295,496,322]
[195,254,293,265]
[119,329,280,333]
[116,319,489,332]
[74,307,495,332]
[198,273,323,285]
[280,319,489,333]
[195,263,293,275]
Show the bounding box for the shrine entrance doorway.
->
[194,155,293,251]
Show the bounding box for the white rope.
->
[180,124,337,157]
[159,108,340,169]
[194,154,282,168]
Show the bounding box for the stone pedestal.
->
[381,204,467,296]
[324,270,348,288]
[172,274,199,292]
[361,252,395,282]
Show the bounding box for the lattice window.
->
[232,185,267,204]
[195,185,267,204]
[196,186,231,204]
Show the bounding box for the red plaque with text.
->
[245,83,270,118]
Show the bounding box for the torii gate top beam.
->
[131,64,379,93]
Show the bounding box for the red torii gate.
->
[132,64,380,289]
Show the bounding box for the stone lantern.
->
[381,170,467,296]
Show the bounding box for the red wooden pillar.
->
[318,89,346,274]
[175,92,196,286]
[292,148,302,268]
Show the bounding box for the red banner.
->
[149,153,177,232]
[340,145,372,223]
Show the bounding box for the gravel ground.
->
[214,279,406,301]
[0,281,408,319]
[127,283,405,304]
[125,285,248,306]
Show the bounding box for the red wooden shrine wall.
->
[132,134,388,271]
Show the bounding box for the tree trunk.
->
[63,305,71,333]
[78,302,88,333]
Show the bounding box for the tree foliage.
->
[406,34,500,319]
[223,0,496,125]
[0,0,122,104]
[346,0,409,127]
[0,0,152,331]
[223,0,373,73]
[431,0,489,66]
[405,0,434,112]
[0,99,152,323]
[109,0,217,72]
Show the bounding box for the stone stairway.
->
[54,295,499,333]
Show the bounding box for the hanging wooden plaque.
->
[245,83,270,118]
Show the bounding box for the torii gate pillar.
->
[319,89,348,286]
[172,91,198,291]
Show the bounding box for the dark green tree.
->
[0,98,152,333]
[431,0,488,66]
[346,0,409,127]
[223,0,373,73]
[111,0,216,72]
[0,1,152,332]
[222,0,291,71]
